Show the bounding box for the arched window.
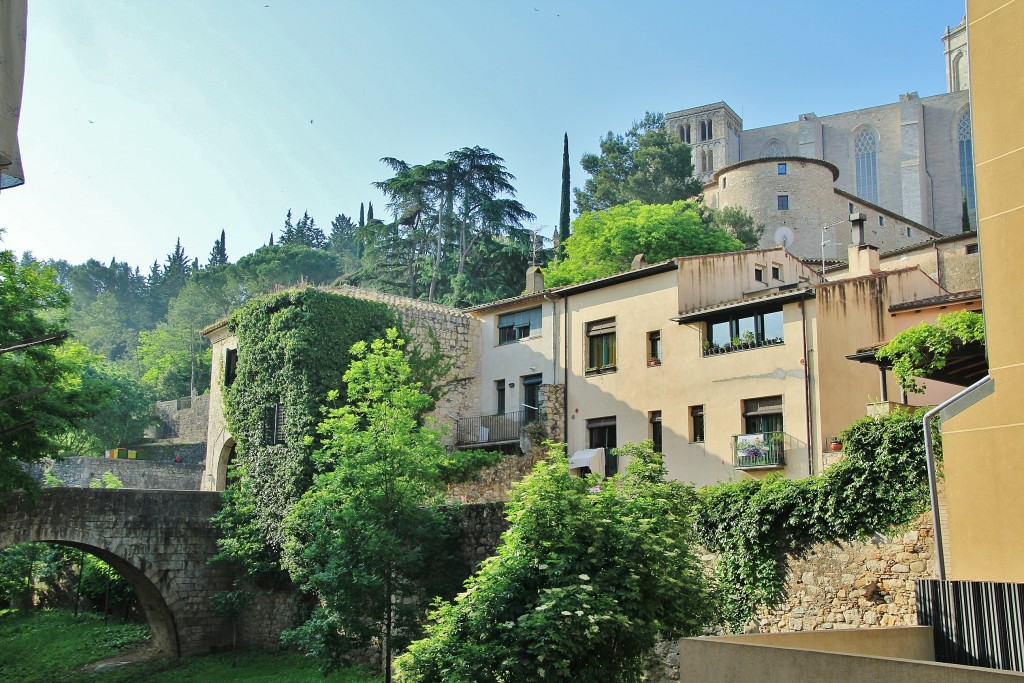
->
[707,119,714,139]
[958,109,976,217]
[707,148,714,171]
[700,150,707,173]
[700,121,707,142]
[854,128,879,204]
[763,139,788,157]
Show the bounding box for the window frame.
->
[777,162,787,175]
[224,348,238,386]
[587,416,617,476]
[585,318,617,374]
[777,195,789,211]
[650,411,663,453]
[497,307,542,345]
[647,330,662,365]
[706,306,785,349]
[690,405,705,443]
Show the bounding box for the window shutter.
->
[261,405,277,445]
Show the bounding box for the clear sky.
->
[0,0,967,269]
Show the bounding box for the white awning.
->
[0,0,27,189]
[568,448,603,469]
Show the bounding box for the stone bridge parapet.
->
[0,488,235,656]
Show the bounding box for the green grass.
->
[0,608,150,682]
[0,608,383,683]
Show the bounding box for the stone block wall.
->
[40,457,203,490]
[751,514,935,633]
[150,395,210,442]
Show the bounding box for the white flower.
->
[578,574,591,581]
[561,610,572,616]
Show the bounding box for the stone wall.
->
[42,457,203,490]
[150,395,210,442]
[751,514,935,633]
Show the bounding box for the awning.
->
[568,448,602,469]
[0,0,27,189]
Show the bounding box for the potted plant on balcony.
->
[647,356,661,367]
[741,331,756,349]
[731,336,742,352]
[828,437,843,452]
[736,435,767,467]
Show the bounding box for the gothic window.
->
[958,109,976,216]
[700,121,707,141]
[707,119,713,139]
[763,139,788,157]
[707,148,714,170]
[680,123,691,143]
[854,128,879,204]
[700,150,707,173]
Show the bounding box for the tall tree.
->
[396,443,714,683]
[0,242,106,497]
[558,132,571,255]
[575,112,702,213]
[282,330,456,680]
[359,203,365,228]
[366,202,374,223]
[208,229,228,267]
[544,200,743,287]
[280,209,296,244]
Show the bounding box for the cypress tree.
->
[558,132,571,256]
[359,203,365,228]
[367,202,375,222]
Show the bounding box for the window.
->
[777,162,787,175]
[680,123,691,143]
[495,380,506,415]
[224,348,238,386]
[743,396,783,435]
[707,307,784,348]
[763,139,788,157]
[777,195,789,210]
[498,307,541,344]
[522,374,542,423]
[854,128,879,204]
[587,416,617,476]
[771,265,782,280]
[690,405,705,443]
[700,120,707,141]
[707,148,714,170]
[586,318,616,373]
[721,175,727,188]
[906,227,912,238]
[879,215,885,226]
[262,403,286,445]
[966,243,979,255]
[849,202,855,214]
[650,411,663,453]
[958,109,976,218]
[647,330,662,364]
[754,267,765,283]
[707,119,713,139]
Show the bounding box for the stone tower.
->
[943,16,969,93]
[664,102,742,182]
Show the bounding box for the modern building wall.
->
[938,0,1024,583]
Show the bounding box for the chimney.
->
[525,266,544,294]
[847,212,880,276]
[630,254,649,271]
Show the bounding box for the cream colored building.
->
[667,18,975,237]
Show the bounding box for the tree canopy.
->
[543,200,743,287]
[575,112,703,214]
[396,442,714,683]
[875,310,985,393]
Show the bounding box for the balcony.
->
[733,432,786,469]
[455,410,535,447]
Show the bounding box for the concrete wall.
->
[939,0,1024,583]
[676,633,1024,682]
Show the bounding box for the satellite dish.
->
[774,226,796,249]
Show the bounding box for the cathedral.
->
[666,17,973,260]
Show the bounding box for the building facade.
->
[667,18,975,237]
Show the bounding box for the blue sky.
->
[1,0,967,268]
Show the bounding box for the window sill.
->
[585,365,617,377]
[647,358,662,367]
[703,339,783,357]
[497,335,541,347]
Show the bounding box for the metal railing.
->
[917,579,1024,672]
[455,410,532,446]
[732,431,786,469]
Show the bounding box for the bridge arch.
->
[0,488,236,656]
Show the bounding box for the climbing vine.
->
[212,288,401,581]
[875,310,984,393]
[694,409,936,632]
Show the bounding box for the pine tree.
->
[208,229,228,267]
[558,132,571,256]
[280,209,296,244]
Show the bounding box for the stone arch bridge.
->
[0,488,236,656]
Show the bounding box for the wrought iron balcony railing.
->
[455,410,535,446]
[733,431,786,469]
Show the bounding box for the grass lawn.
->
[0,609,382,683]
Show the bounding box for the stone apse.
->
[0,488,235,656]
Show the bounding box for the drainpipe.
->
[924,375,990,582]
[800,297,814,476]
